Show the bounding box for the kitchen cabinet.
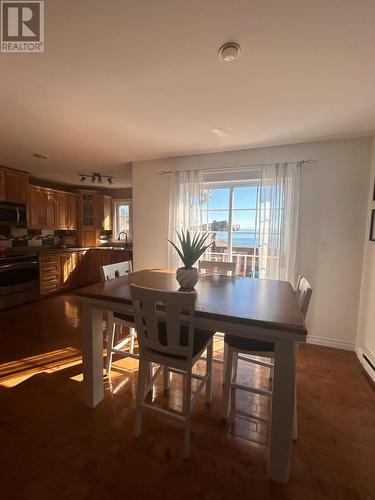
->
[77,190,100,247]
[39,249,132,295]
[95,194,112,231]
[40,254,61,295]
[27,187,56,229]
[43,190,56,229]
[0,169,5,201]
[28,187,44,228]
[5,169,28,204]
[60,251,82,289]
[55,192,68,230]
[66,193,77,230]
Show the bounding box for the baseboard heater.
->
[358,348,375,384]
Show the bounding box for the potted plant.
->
[168,229,213,290]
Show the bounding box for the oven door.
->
[0,259,40,296]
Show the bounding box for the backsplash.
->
[0,227,67,248]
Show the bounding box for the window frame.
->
[112,199,133,241]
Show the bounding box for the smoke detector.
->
[218,42,241,62]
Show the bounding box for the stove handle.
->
[0,261,39,271]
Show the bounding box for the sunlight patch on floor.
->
[0,347,82,388]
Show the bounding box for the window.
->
[113,200,132,240]
[200,169,286,279]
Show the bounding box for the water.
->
[213,231,259,248]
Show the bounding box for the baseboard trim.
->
[356,347,375,384]
[306,335,354,351]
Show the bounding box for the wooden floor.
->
[0,295,374,500]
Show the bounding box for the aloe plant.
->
[168,229,213,269]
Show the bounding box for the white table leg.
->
[82,303,104,408]
[268,339,296,483]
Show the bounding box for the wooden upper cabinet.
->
[0,169,5,201]
[28,187,55,229]
[5,170,28,204]
[94,194,112,230]
[66,194,77,230]
[103,195,112,231]
[43,190,56,229]
[27,187,44,228]
[54,192,68,230]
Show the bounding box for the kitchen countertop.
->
[1,246,133,256]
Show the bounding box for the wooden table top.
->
[75,269,307,336]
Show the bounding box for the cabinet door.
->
[0,169,5,201]
[60,253,71,288]
[111,250,131,264]
[103,196,112,230]
[94,194,104,230]
[55,192,68,229]
[27,187,44,229]
[67,194,77,229]
[40,255,61,295]
[5,171,28,204]
[43,190,55,229]
[80,229,97,247]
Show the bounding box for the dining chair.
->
[198,260,236,277]
[100,261,138,374]
[199,260,236,367]
[130,284,214,458]
[222,275,312,440]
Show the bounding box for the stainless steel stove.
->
[0,251,40,310]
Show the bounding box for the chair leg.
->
[134,360,148,438]
[222,346,234,419]
[129,327,135,354]
[205,339,213,404]
[163,366,170,391]
[231,351,238,384]
[223,342,228,385]
[184,371,192,458]
[106,320,116,375]
[146,362,153,394]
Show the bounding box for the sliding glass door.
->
[201,184,261,277]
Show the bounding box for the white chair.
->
[198,260,236,277]
[130,284,214,458]
[100,261,138,374]
[199,260,236,366]
[222,275,313,440]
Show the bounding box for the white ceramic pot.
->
[176,267,198,290]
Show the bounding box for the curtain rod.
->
[156,159,317,175]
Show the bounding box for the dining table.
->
[74,269,307,484]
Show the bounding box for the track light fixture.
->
[78,172,115,185]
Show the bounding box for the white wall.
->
[133,137,372,348]
[356,137,375,360]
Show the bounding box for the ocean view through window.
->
[168,164,300,281]
[201,182,266,277]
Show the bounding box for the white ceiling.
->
[0,0,374,187]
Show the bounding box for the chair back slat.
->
[130,284,196,359]
[295,275,313,319]
[100,260,133,282]
[199,260,235,276]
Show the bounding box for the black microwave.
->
[0,203,27,226]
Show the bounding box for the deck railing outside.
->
[203,246,281,278]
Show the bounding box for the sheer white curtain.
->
[168,169,203,269]
[256,162,301,283]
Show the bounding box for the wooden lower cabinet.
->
[40,255,61,295]
[40,250,132,295]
